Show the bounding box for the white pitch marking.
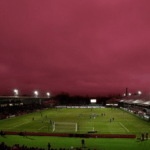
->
[119,122,129,132]
[9,121,30,129]
[110,130,125,132]
[39,126,45,130]
[82,127,94,128]
[55,122,76,124]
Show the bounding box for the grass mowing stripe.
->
[9,121,31,129]
[119,122,129,132]
[1,135,150,150]
[1,108,149,137]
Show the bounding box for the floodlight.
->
[138,91,142,95]
[123,94,126,96]
[47,92,50,97]
[34,91,38,97]
[14,89,18,96]
[129,93,131,96]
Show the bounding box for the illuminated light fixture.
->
[123,94,126,96]
[129,93,131,96]
[138,91,142,95]
[47,92,50,97]
[14,89,18,96]
[34,91,38,97]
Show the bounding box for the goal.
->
[52,122,77,132]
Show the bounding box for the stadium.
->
[1,0,150,149]
[1,91,150,150]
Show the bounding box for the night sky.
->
[0,0,150,96]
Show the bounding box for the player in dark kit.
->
[81,139,85,148]
[146,133,148,140]
[48,142,51,150]
[142,133,144,141]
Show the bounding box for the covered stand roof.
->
[119,93,150,105]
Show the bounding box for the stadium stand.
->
[0,142,86,150]
[0,142,45,150]
[0,103,48,120]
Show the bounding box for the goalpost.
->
[53,122,77,132]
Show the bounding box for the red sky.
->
[0,0,150,96]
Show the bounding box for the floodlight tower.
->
[34,91,38,97]
[14,89,18,96]
[46,92,50,97]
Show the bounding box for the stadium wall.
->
[56,106,105,108]
[4,131,136,138]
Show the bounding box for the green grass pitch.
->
[0,108,150,137]
[1,135,150,150]
[1,108,150,150]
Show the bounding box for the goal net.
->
[53,122,77,132]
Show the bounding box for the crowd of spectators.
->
[128,106,143,113]
[0,142,100,150]
[0,142,45,150]
[0,103,47,120]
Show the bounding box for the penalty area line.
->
[119,122,129,132]
[39,126,45,130]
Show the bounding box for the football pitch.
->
[0,108,150,137]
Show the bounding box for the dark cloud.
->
[0,0,150,96]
